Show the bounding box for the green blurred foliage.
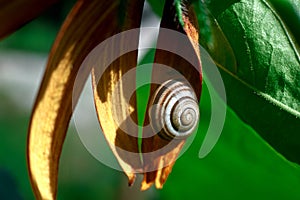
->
[0,110,32,200]
[0,0,76,52]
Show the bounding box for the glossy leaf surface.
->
[193,0,300,163]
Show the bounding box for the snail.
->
[149,79,200,140]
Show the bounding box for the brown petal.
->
[27,0,137,199]
[91,0,144,186]
[141,0,202,190]
[0,0,58,40]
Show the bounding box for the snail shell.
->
[149,80,200,140]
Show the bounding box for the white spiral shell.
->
[149,80,200,140]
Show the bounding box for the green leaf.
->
[146,0,166,17]
[268,0,300,45]
[194,0,300,164]
[159,80,300,199]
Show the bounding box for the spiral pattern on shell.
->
[149,80,200,140]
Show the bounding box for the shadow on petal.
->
[27,0,144,199]
[92,0,145,186]
[141,0,202,190]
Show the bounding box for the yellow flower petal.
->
[92,0,145,186]
[141,1,202,190]
[27,0,142,199]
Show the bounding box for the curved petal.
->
[0,0,58,40]
[27,0,133,199]
[141,0,202,190]
[91,0,145,186]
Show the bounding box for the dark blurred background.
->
[1,1,300,199]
